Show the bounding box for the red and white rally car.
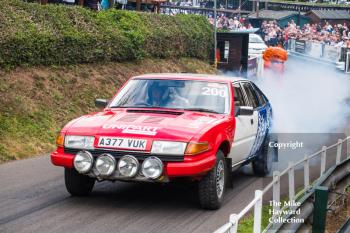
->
[51,73,273,209]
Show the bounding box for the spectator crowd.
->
[208,14,253,31]
[208,15,350,48]
[260,20,350,47]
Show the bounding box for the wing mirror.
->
[95,99,109,108]
[235,106,254,117]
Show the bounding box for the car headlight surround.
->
[141,157,163,179]
[74,151,94,174]
[95,154,116,176]
[64,135,95,149]
[117,155,139,178]
[151,141,187,155]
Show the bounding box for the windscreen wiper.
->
[183,108,220,114]
[110,106,183,111]
[110,105,161,108]
[110,106,220,114]
[109,106,128,108]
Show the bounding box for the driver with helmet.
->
[148,82,189,108]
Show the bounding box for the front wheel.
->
[198,150,226,210]
[65,168,95,196]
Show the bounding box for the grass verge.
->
[0,58,216,162]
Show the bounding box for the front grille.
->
[64,148,183,162]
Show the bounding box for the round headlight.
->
[117,155,139,178]
[74,151,94,174]
[95,154,116,176]
[141,157,163,179]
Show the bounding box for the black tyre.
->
[252,134,272,176]
[198,150,226,210]
[65,168,95,196]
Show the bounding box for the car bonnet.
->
[64,110,225,142]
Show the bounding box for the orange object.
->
[56,133,64,147]
[263,47,288,73]
[185,142,210,155]
[263,47,288,62]
[216,48,221,64]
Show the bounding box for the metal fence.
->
[288,39,346,63]
[214,136,350,233]
[346,52,350,73]
[160,5,250,17]
[267,2,350,13]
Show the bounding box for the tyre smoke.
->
[255,57,350,133]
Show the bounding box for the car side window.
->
[251,83,266,106]
[233,83,246,107]
[241,82,259,109]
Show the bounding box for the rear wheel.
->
[198,150,226,210]
[65,168,95,196]
[252,134,272,176]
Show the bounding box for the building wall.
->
[217,33,249,75]
[306,12,350,25]
[325,19,350,26]
[278,15,309,28]
[248,15,309,28]
[217,36,242,71]
[306,12,319,24]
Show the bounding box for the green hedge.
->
[0,0,214,68]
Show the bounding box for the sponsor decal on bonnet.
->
[102,124,159,136]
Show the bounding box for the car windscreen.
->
[249,35,264,43]
[109,79,230,114]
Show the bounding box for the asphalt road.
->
[1,58,349,233]
[0,155,267,233]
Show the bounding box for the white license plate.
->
[98,137,147,150]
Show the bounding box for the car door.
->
[248,82,272,157]
[228,82,258,165]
